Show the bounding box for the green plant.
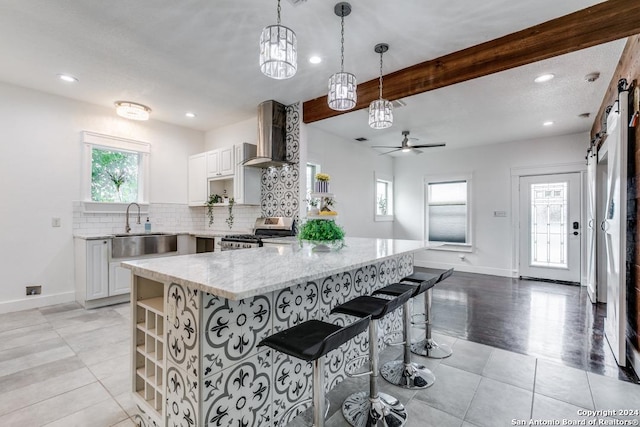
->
[298,219,345,243]
[206,194,223,226]
[305,198,319,208]
[377,196,387,215]
[225,198,235,229]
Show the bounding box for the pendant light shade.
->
[368,43,393,129]
[328,71,357,111]
[259,0,297,79]
[328,2,356,111]
[368,99,393,129]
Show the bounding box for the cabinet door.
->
[219,147,234,176]
[206,150,221,177]
[109,261,132,296]
[188,153,207,206]
[86,240,109,300]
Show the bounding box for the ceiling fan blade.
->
[378,148,403,155]
[410,143,446,148]
[372,145,402,149]
[411,148,424,154]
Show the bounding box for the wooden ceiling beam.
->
[303,0,640,124]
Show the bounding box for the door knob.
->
[573,231,579,236]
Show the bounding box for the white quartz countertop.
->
[122,237,432,300]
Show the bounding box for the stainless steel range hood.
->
[242,100,291,168]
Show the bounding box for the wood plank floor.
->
[416,268,639,383]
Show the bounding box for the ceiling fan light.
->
[328,71,357,111]
[114,101,151,121]
[402,148,411,153]
[259,24,297,79]
[368,99,393,129]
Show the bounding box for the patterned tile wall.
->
[261,102,300,222]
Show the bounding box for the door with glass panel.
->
[519,173,581,283]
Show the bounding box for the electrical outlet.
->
[26,285,42,296]
[493,211,507,217]
[51,217,61,227]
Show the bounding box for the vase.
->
[315,181,329,193]
[312,243,331,252]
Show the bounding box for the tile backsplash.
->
[72,202,261,235]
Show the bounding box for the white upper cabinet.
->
[206,147,234,178]
[188,153,207,206]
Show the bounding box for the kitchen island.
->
[123,237,430,427]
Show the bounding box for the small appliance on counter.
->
[220,217,295,251]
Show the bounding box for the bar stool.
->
[404,268,454,359]
[331,289,413,427]
[371,273,440,389]
[258,316,370,427]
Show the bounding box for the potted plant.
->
[298,219,345,251]
[206,194,222,226]
[225,198,235,229]
[315,173,331,193]
[305,198,320,216]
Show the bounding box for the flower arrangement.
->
[315,173,331,193]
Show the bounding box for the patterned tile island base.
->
[130,253,414,427]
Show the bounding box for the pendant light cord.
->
[340,6,345,72]
[378,50,384,100]
[277,0,281,24]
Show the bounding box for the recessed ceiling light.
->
[543,121,555,126]
[309,55,322,64]
[58,74,78,83]
[534,74,555,83]
[185,112,197,118]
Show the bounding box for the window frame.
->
[375,172,394,222]
[424,173,473,251]
[81,131,150,212]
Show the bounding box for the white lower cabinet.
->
[109,261,132,296]
[85,239,109,300]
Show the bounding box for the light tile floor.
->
[1,302,639,427]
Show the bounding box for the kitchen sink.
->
[112,233,178,258]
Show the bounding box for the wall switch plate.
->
[51,217,61,227]
[493,211,507,217]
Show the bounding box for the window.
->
[375,173,394,221]
[82,131,150,206]
[426,176,471,248]
[307,162,320,196]
[91,148,139,202]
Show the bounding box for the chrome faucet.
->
[125,202,141,233]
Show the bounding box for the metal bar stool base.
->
[410,338,452,359]
[342,391,407,427]
[380,360,435,389]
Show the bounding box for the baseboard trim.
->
[414,259,516,278]
[0,291,76,314]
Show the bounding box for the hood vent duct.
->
[243,100,291,168]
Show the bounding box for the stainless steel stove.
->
[220,217,295,251]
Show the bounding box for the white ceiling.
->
[0,0,626,150]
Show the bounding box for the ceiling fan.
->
[372,130,446,155]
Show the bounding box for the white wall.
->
[306,126,395,238]
[394,132,589,276]
[0,82,204,311]
[205,116,257,150]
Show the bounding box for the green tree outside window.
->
[91,148,139,202]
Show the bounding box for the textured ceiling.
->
[0,0,625,150]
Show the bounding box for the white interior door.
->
[519,173,581,283]
[596,146,609,303]
[603,93,628,367]
[586,151,597,302]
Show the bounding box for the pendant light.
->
[259,0,297,80]
[328,2,356,111]
[368,43,393,129]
